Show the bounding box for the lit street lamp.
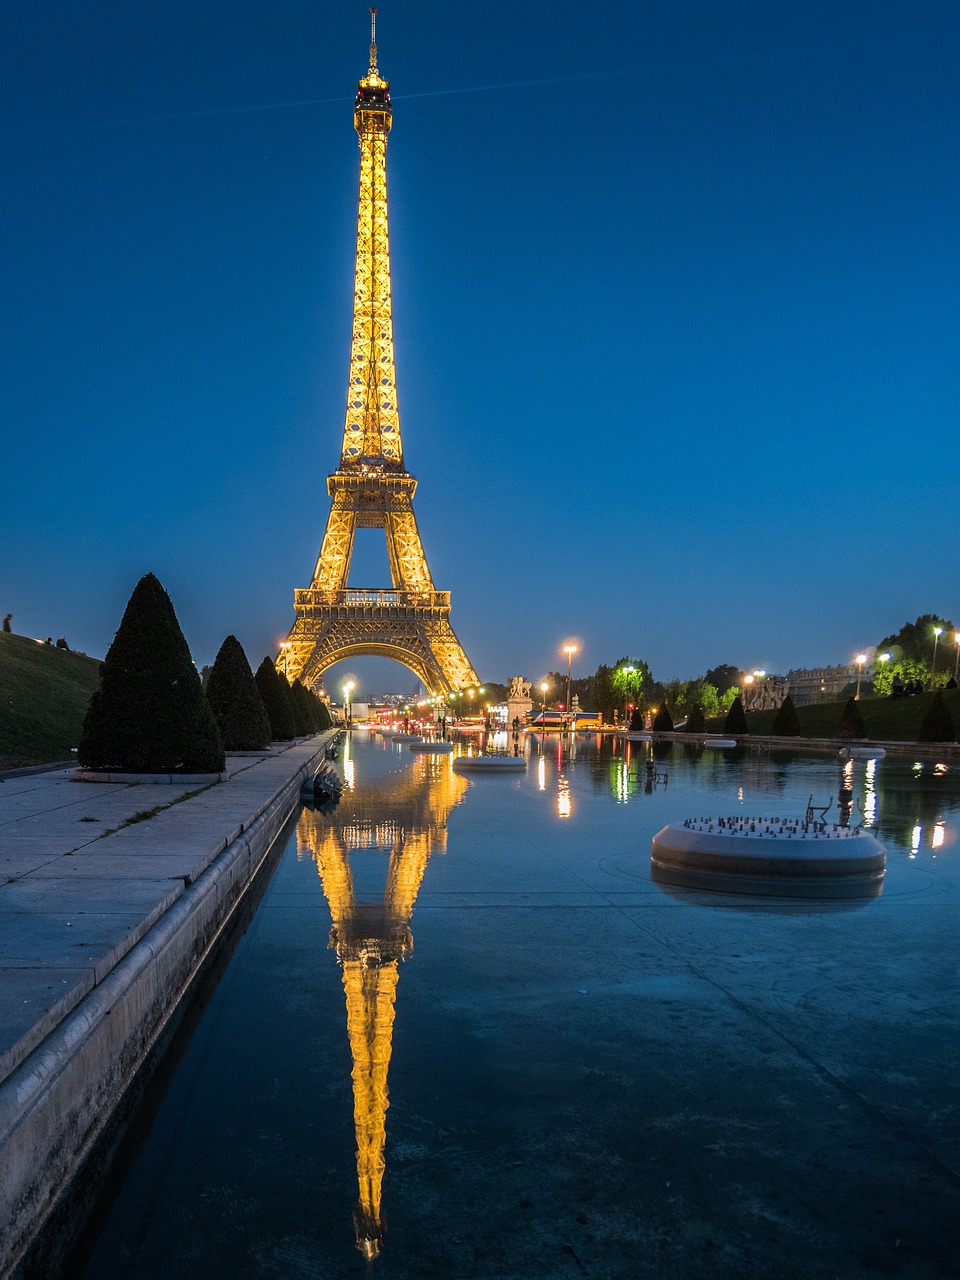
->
[932,627,944,689]
[563,644,577,732]
[620,664,635,726]
[343,680,355,727]
[955,633,960,683]
[540,681,549,733]
[855,653,867,700]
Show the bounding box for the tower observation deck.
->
[280,11,479,696]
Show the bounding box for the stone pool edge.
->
[0,733,334,1280]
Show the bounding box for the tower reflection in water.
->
[295,741,467,1259]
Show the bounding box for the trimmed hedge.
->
[78,573,224,772]
[206,635,271,751]
[255,656,297,740]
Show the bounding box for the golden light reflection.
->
[537,754,546,792]
[932,821,946,851]
[557,773,572,819]
[297,755,467,1257]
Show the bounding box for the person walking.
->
[2,614,11,633]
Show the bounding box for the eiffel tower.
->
[282,12,478,696]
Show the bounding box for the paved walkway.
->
[0,740,328,1087]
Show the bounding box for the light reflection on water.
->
[296,732,468,1258]
[70,730,960,1278]
[301,733,959,1258]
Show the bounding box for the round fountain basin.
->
[452,755,527,773]
[652,817,885,897]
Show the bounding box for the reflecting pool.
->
[73,731,960,1279]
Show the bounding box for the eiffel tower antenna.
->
[369,8,378,74]
[280,14,478,697]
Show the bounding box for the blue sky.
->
[2,1,958,700]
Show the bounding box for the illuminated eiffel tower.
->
[297,746,467,1257]
[282,12,478,696]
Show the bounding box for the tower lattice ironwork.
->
[281,12,478,695]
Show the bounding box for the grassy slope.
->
[706,688,960,742]
[0,633,102,767]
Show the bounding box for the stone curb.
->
[73,770,227,784]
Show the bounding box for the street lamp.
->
[954,633,960,683]
[932,627,944,688]
[343,680,355,727]
[563,644,577,732]
[621,664,635,726]
[540,681,548,733]
[855,653,867,700]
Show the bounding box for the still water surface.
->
[73,732,960,1279]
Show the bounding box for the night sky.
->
[3,2,958,700]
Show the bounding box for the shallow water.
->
[71,731,960,1279]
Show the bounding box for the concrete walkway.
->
[0,739,329,1084]
[0,736,332,1277]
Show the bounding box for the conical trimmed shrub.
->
[685,707,706,734]
[652,704,673,732]
[288,678,315,736]
[771,694,800,737]
[205,635,271,751]
[255,657,297,740]
[724,696,748,735]
[78,573,224,772]
[919,691,956,742]
[628,706,644,731]
[313,691,333,731]
[838,697,866,739]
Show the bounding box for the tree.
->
[652,704,674,732]
[685,706,706,734]
[287,678,314,736]
[78,573,224,772]
[724,696,748,735]
[705,665,742,696]
[255,657,297,740]
[312,691,333,730]
[771,694,800,737]
[205,635,271,751]
[919,691,956,743]
[838,697,866,739]
[588,664,616,722]
[873,614,955,695]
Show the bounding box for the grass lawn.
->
[706,687,960,742]
[0,633,102,768]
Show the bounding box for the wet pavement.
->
[68,732,960,1279]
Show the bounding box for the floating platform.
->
[701,738,738,749]
[838,746,886,760]
[452,755,527,773]
[626,733,652,742]
[409,741,454,754]
[651,816,885,898]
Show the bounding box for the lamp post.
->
[954,633,960,683]
[855,653,867,700]
[540,681,548,733]
[932,627,944,689]
[621,664,635,726]
[343,680,355,728]
[563,644,577,732]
